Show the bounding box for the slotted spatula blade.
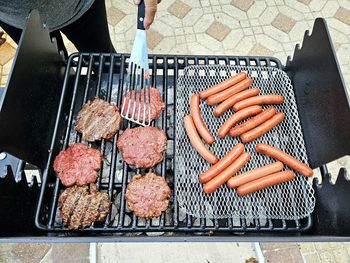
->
[121,0,151,126]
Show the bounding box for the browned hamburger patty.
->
[53,143,102,187]
[116,126,167,168]
[76,97,122,142]
[122,87,165,122]
[58,184,110,230]
[125,173,171,218]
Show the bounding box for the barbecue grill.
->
[0,10,349,242]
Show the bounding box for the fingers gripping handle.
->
[137,0,146,30]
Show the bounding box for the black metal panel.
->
[285,18,350,169]
[0,10,66,170]
[312,166,350,236]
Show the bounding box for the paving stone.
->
[335,7,350,26]
[167,0,192,19]
[298,242,316,254]
[332,248,350,262]
[231,0,254,12]
[264,247,303,263]
[0,42,16,66]
[50,244,90,263]
[319,250,337,263]
[106,7,126,26]
[272,13,297,33]
[12,243,51,263]
[260,242,298,252]
[303,253,322,263]
[147,29,164,49]
[205,21,231,41]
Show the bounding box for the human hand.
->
[134,0,160,29]
[0,31,5,46]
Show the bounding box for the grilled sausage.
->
[199,72,246,100]
[203,152,250,193]
[184,115,218,164]
[237,170,295,196]
[190,94,215,145]
[256,143,313,177]
[240,112,285,142]
[218,105,263,138]
[213,88,260,117]
[227,161,284,188]
[229,107,277,137]
[206,78,253,105]
[233,95,284,111]
[199,143,245,183]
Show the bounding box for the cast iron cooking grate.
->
[35,53,313,234]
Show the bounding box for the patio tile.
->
[106,7,126,26]
[272,13,297,33]
[206,21,231,41]
[335,7,350,26]
[231,0,254,12]
[147,29,164,49]
[0,43,16,66]
[168,0,192,19]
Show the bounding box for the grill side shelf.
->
[285,18,350,169]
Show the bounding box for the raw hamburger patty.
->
[117,126,167,168]
[58,184,110,229]
[125,173,171,218]
[76,97,122,142]
[53,143,102,187]
[122,87,165,122]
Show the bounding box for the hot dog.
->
[184,115,218,164]
[237,170,295,196]
[233,95,284,111]
[256,143,313,177]
[199,72,246,100]
[190,94,215,145]
[218,105,263,138]
[203,152,250,193]
[214,88,260,117]
[199,143,245,183]
[206,78,253,105]
[240,112,285,142]
[227,161,284,188]
[229,107,277,137]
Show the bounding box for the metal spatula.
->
[121,0,151,126]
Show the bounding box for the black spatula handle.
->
[137,0,145,30]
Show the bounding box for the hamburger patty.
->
[53,143,102,187]
[58,184,110,229]
[122,87,165,122]
[117,126,167,168]
[76,97,122,142]
[125,173,171,218]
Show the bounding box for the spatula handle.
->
[137,0,146,30]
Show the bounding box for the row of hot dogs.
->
[184,71,313,196]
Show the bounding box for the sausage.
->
[233,95,284,111]
[229,107,277,137]
[199,143,245,183]
[206,78,253,105]
[184,115,218,164]
[203,152,250,193]
[240,112,285,142]
[199,72,246,100]
[256,143,313,177]
[213,88,260,117]
[237,170,295,196]
[227,161,284,188]
[190,94,215,145]
[218,106,262,138]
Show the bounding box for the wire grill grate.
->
[175,65,315,220]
